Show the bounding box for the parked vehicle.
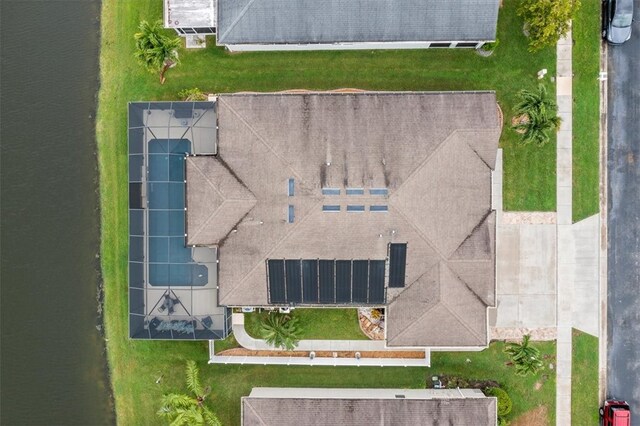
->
[603,0,634,44]
[600,400,631,426]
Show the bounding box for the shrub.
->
[518,0,580,52]
[481,39,500,52]
[485,387,513,417]
[178,87,207,101]
[512,85,560,146]
[259,313,301,350]
[370,308,383,320]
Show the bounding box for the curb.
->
[598,38,609,404]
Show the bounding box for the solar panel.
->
[285,259,302,303]
[389,243,407,288]
[369,188,389,196]
[322,188,341,195]
[368,260,386,303]
[288,178,294,196]
[302,260,319,303]
[268,258,387,305]
[318,260,335,303]
[352,260,369,303]
[268,260,286,303]
[335,260,352,303]
[288,205,295,223]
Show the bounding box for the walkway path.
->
[231,313,391,352]
[208,313,430,367]
[555,28,574,426]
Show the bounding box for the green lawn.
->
[244,309,368,341]
[572,329,599,425]
[572,0,602,222]
[98,0,560,424]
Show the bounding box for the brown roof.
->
[242,395,497,426]
[186,92,500,347]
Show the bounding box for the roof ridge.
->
[440,300,486,345]
[243,400,268,426]
[461,129,500,170]
[388,301,441,346]
[219,198,323,304]
[218,97,304,181]
[187,158,227,242]
[439,264,486,344]
[389,129,460,197]
[387,204,445,261]
[387,263,442,345]
[187,156,226,199]
[449,209,493,261]
[217,0,261,43]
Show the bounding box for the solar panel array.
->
[267,259,386,305]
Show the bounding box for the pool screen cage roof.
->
[128,101,230,340]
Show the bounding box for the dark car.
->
[603,0,634,44]
[600,400,631,426]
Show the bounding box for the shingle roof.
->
[187,92,501,347]
[217,0,499,45]
[242,395,498,426]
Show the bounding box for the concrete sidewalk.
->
[232,313,391,352]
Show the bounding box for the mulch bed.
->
[434,375,499,390]
[217,348,425,359]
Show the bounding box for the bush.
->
[178,87,207,101]
[485,387,513,417]
[481,39,500,52]
[518,0,580,51]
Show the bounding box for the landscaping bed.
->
[217,348,425,359]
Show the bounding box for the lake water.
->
[0,1,116,424]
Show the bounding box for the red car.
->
[600,400,631,426]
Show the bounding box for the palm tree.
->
[504,334,544,376]
[512,84,561,146]
[259,313,301,350]
[157,361,221,426]
[134,20,181,84]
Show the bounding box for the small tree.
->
[512,84,561,146]
[504,334,544,376]
[260,313,301,350]
[134,20,181,84]
[157,361,221,426]
[518,0,580,51]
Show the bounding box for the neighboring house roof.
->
[165,0,215,28]
[242,388,498,426]
[186,91,500,347]
[217,0,499,45]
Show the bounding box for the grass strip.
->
[571,329,599,425]
[572,0,601,222]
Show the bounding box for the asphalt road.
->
[606,0,640,415]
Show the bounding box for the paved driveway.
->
[606,0,640,413]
